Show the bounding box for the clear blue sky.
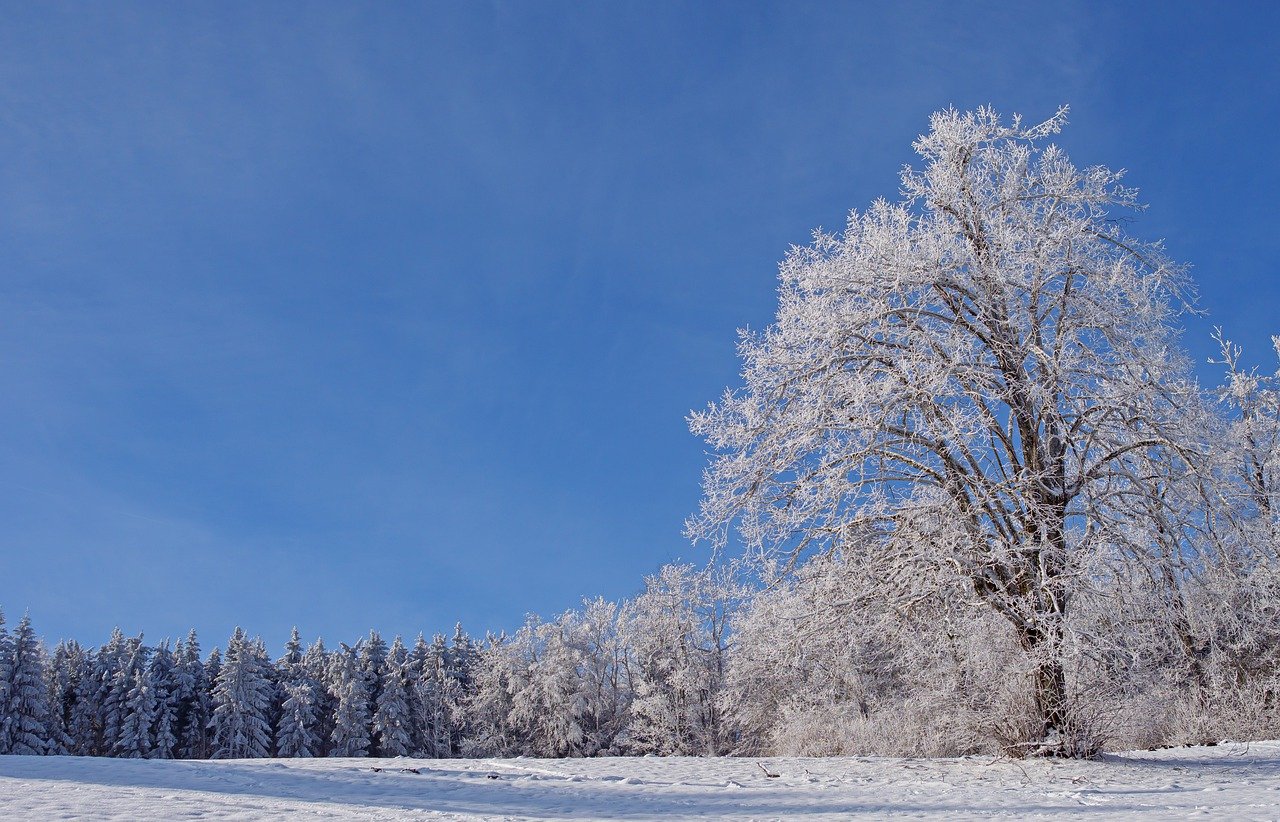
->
[2,2,1277,650]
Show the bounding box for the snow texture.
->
[1,741,1278,820]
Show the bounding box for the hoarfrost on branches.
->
[689,106,1216,756]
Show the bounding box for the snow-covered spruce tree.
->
[689,107,1208,757]
[301,638,334,756]
[357,631,388,753]
[147,643,179,759]
[412,633,463,757]
[174,631,212,759]
[279,627,304,674]
[5,614,53,755]
[114,663,156,758]
[373,638,413,757]
[273,628,323,758]
[209,628,273,759]
[405,634,433,756]
[328,644,371,757]
[275,680,320,758]
[103,634,149,757]
[67,645,99,756]
[45,640,86,755]
[442,625,478,755]
[93,629,137,756]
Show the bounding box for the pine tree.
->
[95,630,138,756]
[6,614,54,755]
[273,629,321,758]
[328,644,371,757]
[209,629,272,759]
[148,643,179,759]
[373,639,412,757]
[44,640,84,755]
[67,646,99,756]
[174,631,212,759]
[280,628,304,672]
[302,638,333,756]
[275,680,319,758]
[357,631,387,753]
[406,634,433,756]
[444,625,476,755]
[114,665,155,758]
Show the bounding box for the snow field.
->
[2,741,1279,820]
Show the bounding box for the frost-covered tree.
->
[45,640,86,755]
[689,107,1210,756]
[274,628,323,758]
[4,614,53,755]
[356,631,388,754]
[571,598,633,755]
[462,632,523,757]
[279,628,304,673]
[405,634,432,756]
[301,638,333,757]
[147,643,179,759]
[93,630,141,756]
[509,616,588,758]
[328,644,371,757]
[114,664,156,758]
[275,680,320,758]
[373,638,413,757]
[621,565,735,756]
[174,632,212,759]
[209,628,272,759]
[407,633,460,757]
[67,645,99,756]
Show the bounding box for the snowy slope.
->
[1,742,1278,820]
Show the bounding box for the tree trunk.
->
[1019,621,1079,757]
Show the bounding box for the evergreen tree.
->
[174,631,212,759]
[44,640,84,755]
[273,629,321,758]
[114,665,155,758]
[147,643,179,759]
[275,680,319,758]
[373,639,412,757]
[280,627,304,672]
[406,634,432,756]
[6,614,54,755]
[209,629,272,759]
[302,638,333,757]
[95,630,139,756]
[328,644,371,757]
[357,631,387,753]
[444,625,476,754]
[67,646,99,756]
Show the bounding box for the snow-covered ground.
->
[2,742,1278,820]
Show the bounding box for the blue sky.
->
[2,2,1277,650]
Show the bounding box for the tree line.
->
[0,564,737,760]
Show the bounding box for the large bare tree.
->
[689,107,1207,755]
